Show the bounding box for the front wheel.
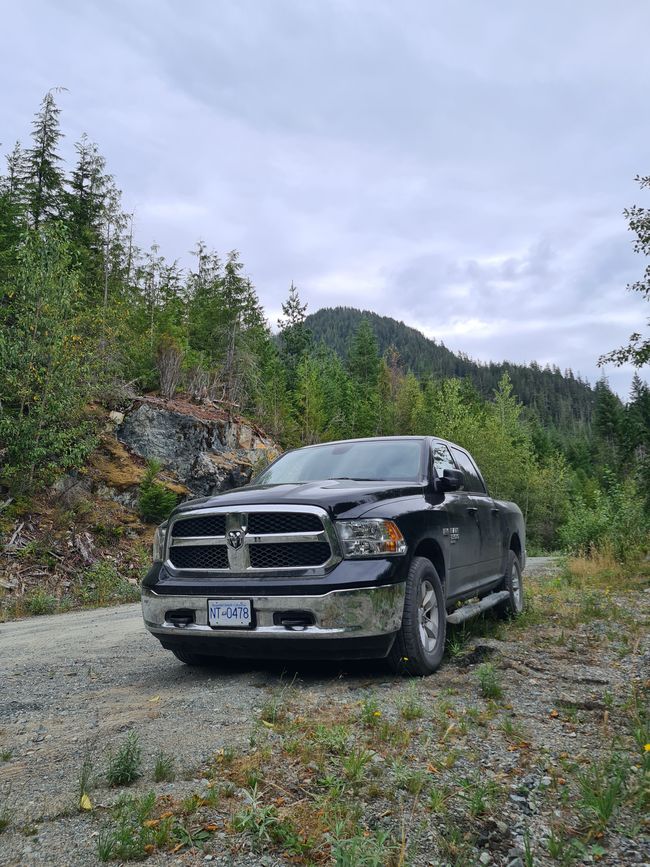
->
[171,649,214,666]
[388,556,446,676]
[496,551,524,618]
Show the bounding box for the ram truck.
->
[141,436,526,676]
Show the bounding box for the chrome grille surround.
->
[165,504,342,576]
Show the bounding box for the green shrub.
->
[559,478,648,562]
[138,460,177,524]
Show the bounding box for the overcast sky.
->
[2,0,649,398]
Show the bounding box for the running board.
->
[446,590,510,624]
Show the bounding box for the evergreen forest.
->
[1,92,649,558]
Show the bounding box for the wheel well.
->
[413,539,446,588]
[510,533,522,559]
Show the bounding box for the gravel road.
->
[0,557,647,867]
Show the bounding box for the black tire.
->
[171,649,214,666]
[495,551,524,618]
[388,556,446,676]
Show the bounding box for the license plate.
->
[208,599,252,628]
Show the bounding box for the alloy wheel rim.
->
[511,564,523,611]
[418,579,438,653]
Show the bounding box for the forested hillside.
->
[306,307,596,428]
[0,92,649,558]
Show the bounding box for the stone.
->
[116,398,279,498]
[109,410,124,425]
[479,853,492,864]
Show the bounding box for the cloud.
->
[1,0,650,398]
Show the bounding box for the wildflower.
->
[373,710,381,718]
[644,743,650,752]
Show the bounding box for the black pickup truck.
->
[142,436,526,676]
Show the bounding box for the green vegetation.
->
[476,663,503,700]
[137,460,177,524]
[153,751,175,783]
[105,732,142,787]
[0,92,649,562]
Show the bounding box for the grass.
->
[153,750,175,783]
[476,662,503,700]
[360,694,382,726]
[0,794,11,834]
[397,683,424,720]
[576,753,629,833]
[78,747,95,808]
[106,732,142,787]
[328,823,396,867]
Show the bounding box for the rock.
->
[479,853,492,865]
[507,860,525,867]
[117,397,279,498]
[109,410,124,426]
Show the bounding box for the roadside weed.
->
[341,747,372,785]
[25,590,57,616]
[360,694,382,726]
[328,822,396,867]
[457,775,500,817]
[0,787,12,834]
[106,732,142,787]
[577,754,628,833]
[312,723,350,755]
[500,716,526,742]
[398,683,424,720]
[476,663,503,700]
[77,746,95,807]
[0,750,12,762]
[428,783,451,813]
[153,750,175,783]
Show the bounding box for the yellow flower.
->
[644,743,650,752]
[373,711,381,718]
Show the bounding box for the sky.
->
[2,0,649,399]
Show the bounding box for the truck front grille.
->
[166,507,338,574]
[249,542,331,569]
[171,514,226,537]
[169,545,229,570]
[247,512,322,535]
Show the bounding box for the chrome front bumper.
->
[142,583,405,641]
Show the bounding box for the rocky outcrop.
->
[116,395,280,498]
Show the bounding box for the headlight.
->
[152,522,168,563]
[336,519,407,558]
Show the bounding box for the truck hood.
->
[171,480,425,520]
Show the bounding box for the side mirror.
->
[436,468,464,492]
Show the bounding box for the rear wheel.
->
[171,649,214,666]
[388,556,446,676]
[496,551,524,618]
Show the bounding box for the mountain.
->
[305,307,595,428]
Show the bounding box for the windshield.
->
[255,440,425,485]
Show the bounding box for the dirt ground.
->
[0,558,647,867]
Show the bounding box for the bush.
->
[138,460,177,524]
[559,478,648,563]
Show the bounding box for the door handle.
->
[466,506,478,513]
[491,507,500,515]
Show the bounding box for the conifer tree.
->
[26,90,65,228]
[278,282,311,382]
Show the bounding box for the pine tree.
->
[347,318,380,389]
[26,89,65,227]
[278,282,311,380]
